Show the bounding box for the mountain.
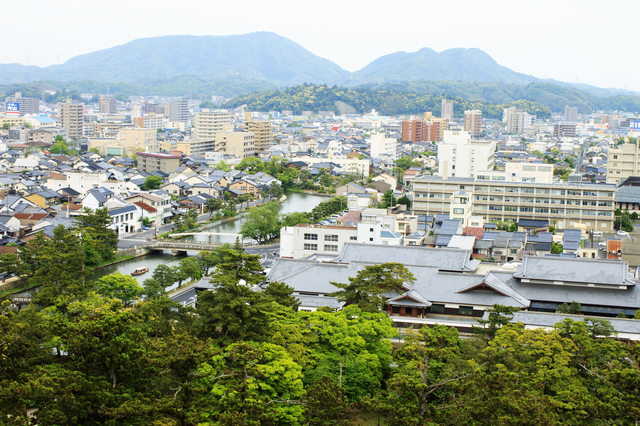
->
[343,47,538,85]
[0,32,350,85]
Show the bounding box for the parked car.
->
[617,230,629,236]
[592,231,603,237]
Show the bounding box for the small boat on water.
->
[131,267,149,276]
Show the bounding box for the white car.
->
[592,231,603,237]
[617,230,629,236]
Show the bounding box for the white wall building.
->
[437,130,495,179]
[280,225,357,259]
[44,171,139,197]
[369,133,398,160]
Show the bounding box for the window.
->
[324,244,338,252]
[370,228,374,232]
[324,234,338,242]
[303,243,318,251]
[505,206,518,212]
[431,304,445,314]
[535,208,549,213]
[369,238,374,242]
[382,241,389,245]
[304,233,318,240]
[350,236,357,240]
[521,188,534,194]
[489,205,503,211]
[536,189,550,194]
[453,208,464,214]
[459,306,474,316]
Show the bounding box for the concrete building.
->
[133,115,164,130]
[504,107,526,134]
[120,128,158,152]
[137,152,182,173]
[607,142,640,184]
[5,93,39,116]
[193,110,232,141]
[410,176,616,231]
[565,106,579,122]
[92,122,120,137]
[98,95,117,114]
[476,162,554,184]
[280,224,357,259]
[245,114,273,152]
[437,130,495,179]
[401,114,448,142]
[214,131,256,159]
[369,133,398,160]
[441,99,454,121]
[463,110,483,137]
[553,123,577,138]
[58,99,84,139]
[168,99,189,123]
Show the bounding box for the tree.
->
[198,247,227,276]
[89,147,101,155]
[551,241,563,254]
[151,264,177,289]
[206,198,224,219]
[142,175,163,190]
[329,263,416,312]
[269,183,284,199]
[0,253,26,282]
[179,257,203,283]
[141,278,166,300]
[240,201,280,243]
[380,189,396,208]
[304,376,351,426]
[94,272,143,307]
[397,195,411,207]
[473,304,521,339]
[615,211,634,232]
[264,281,300,310]
[557,300,582,314]
[73,207,119,265]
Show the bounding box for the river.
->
[88,192,332,286]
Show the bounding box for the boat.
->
[131,267,149,276]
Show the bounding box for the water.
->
[89,192,332,285]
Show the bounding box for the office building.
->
[565,106,579,122]
[553,123,577,138]
[245,113,273,152]
[168,99,189,123]
[441,99,454,121]
[137,152,182,173]
[437,130,495,179]
[4,92,39,116]
[58,99,84,139]
[193,110,232,141]
[369,133,398,160]
[410,175,616,231]
[214,131,256,159]
[98,95,117,114]
[607,142,640,184]
[463,110,483,137]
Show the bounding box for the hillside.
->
[343,48,538,85]
[0,32,349,85]
[224,84,552,119]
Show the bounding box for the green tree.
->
[142,175,163,190]
[557,300,582,314]
[615,211,634,232]
[380,189,396,208]
[73,207,119,265]
[150,264,177,289]
[264,281,300,310]
[268,183,284,199]
[179,256,203,283]
[89,147,101,155]
[206,198,224,219]
[551,241,564,254]
[329,263,416,312]
[304,376,351,426]
[141,278,166,300]
[94,272,143,307]
[240,201,280,243]
[0,252,26,282]
[473,304,521,339]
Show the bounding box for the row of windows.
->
[113,212,134,223]
[473,196,612,207]
[303,244,338,252]
[304,233,340,242]
[455,186,613,198]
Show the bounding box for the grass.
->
[0,282,39,298]
[91,254,134,269]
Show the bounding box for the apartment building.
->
[133,115,164,130]
[193,110,232,140]
[137,152,182,173]
[92,121,120,137]
[280,224,358,259]
[437,130,495,179]
[476,162,554,184]
[553,123,577,138]
[119,128,158,152]
[245,114,272,152]
[214,131,256,159]
[168,99,189,123]
[58,99,84,139]
[441,99,454,121]
[401,114,449,142]
[369,133,398,160]
[410,175,617,231]
[5,93,39,116]
[98,95,117,114]
[565,105,579,122]
[607,142,640,184]
[463,109,483,137]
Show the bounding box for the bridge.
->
[140,239,258,255]
[169,232,242,238]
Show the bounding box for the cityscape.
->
[1,5,640,425]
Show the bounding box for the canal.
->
[87,192,332,286]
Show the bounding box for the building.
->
[553,123,577,138]
[245,114,273,152]
[193,110,232,141]
[280,224,358,259]
[437,130,495,179]
[58,99,84,139]
[98,95,117,114]
[168,99,189,123]
[4,93,39,116]
[137,152,182,173]
[401,114,449,143]
[369,133,398,160]
[463,110,483,137]
[410,175,617,231]
[133,116,164,130]
[214,131,256,159]
[441,99,454,121]
[92,122,120,137]
[119,128,158,152]
[504,107,526,134]
[607,142,640,184]
[565,106,579,122]
[28,129,53,144]
[476,162,554,184]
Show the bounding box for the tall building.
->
[5,92,40,116]
[137,152,182,173]
[369,133,398,160]
[463,110,483,137]
[401,114,449,143]
[133,116,164,130]
[441,99,454,121]
[245,113,273,152]
[553,123,577,138]
[193,110,232,141]
[606,141,640,184]
[98,95,117,114]
[437,130,495,179]
[168,99,189,123]
[503,107,532,134]
[119,128,158,153]
[565,106,579,122]
[214,131,256,159]
[58,99,84,139]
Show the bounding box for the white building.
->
[280,225,357,259]
[475,162,554,184]
[44,171,139,198]
[369,133,398,160]
[437,130,495,179]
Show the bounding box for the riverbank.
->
[284,188,335,197]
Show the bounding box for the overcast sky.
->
[1,0,635,91]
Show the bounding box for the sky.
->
[1,0,636,91]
